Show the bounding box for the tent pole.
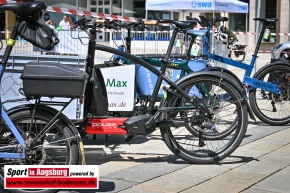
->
[246,13,248,60]
[212,11,215,54]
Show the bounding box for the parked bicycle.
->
[105,19,244,116]
[69,15,249,164]
[0,2,84,193]
[188,15,290,126]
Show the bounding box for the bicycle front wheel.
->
[161,73,248,164]
[0,109,79,193]
[249,63,290,125]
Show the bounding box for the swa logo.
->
[192,1,212,8]
[239,5,247,11]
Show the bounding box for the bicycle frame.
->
[200,21,281,94]
[83,22,214,126]
[0,18,75,160]
[0,20,26,159]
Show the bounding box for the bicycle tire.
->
[0,40,3,50]
[249,63,290,126]
[161,73,248,164]
[0,109,79,193]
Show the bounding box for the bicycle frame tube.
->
[0,18,26,159]
[141,58,192,71]
[203,26,211,54]
[95,44,193,108]
[0,106,26,159]
[205,21,281,94]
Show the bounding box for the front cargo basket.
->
[21,62,88,98]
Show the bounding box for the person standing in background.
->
[45,20,56,30]
[58,15,70,30]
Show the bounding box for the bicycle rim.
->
[0,109,79,193]
[249,64,290,125]
[161,75,247,164]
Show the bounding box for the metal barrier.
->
[0,29,231,59]
[110,31,171,54]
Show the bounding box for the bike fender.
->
[201,67,244,89]
[172,71,255,121]
[252,61,290,79]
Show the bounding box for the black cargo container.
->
[21,62,88,98]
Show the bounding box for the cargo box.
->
[21,62,88,98]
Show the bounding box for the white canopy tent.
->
[145,0,248,13]
[145,0,249,57]
[145,0,249,36]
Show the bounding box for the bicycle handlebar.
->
[73,15,98,30]
[73,15,151,31]
[186,15,228,27]
[104,18,150,31]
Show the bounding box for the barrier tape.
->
[0,0,167,25]
[0,0,289,36]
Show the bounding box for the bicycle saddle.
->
[0,2,46,18]
[253,18,278,24]
[186,29,207,37]
[158,20,197,30]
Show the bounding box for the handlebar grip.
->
[96,20,105,23]
[217,17,229,22]
[144,21,157,25]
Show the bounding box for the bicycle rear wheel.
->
[161,73,248,164]
[249,63,290,125]
[0,109,79,193]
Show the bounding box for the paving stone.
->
[175,164,232,178]
[119,187,163,193]
[136,170,209,193]
[241,125,289,145]
[182,169,267,193]
[242,188,280,193]
[248,166,290,193]
[267,143,290,158]
[102,162,188,183]
[100,161,142,174]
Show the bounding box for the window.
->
[229,0,249,32]
[104,0,110,5]
[112,0,122,15]
[91,0,96,5]
[133,0,146,18]
[263,0,277,42]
